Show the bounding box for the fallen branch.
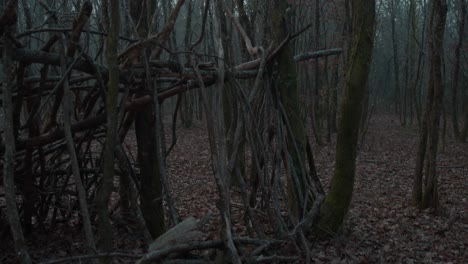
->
[149,217,205,251]
[138,237,285,264]
[39,252,142,264]
[254,255,299,263]
[138,240,221,264]
[294,48,343,62]
[16,27,137,42]
[12,48,109,79]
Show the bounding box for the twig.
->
[39,252,142,264]
[254,255,299,263]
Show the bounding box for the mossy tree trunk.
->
[318,0,375,234]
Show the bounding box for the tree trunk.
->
[272,0,311,217]
[96,0,120,261]
[1,1,32,262]
[413,0,447,210]
[180,0,193,128]
[391,0,401,119]
[135,107,166,238]
[312,0,323,146]
[405,0,417,125]
[459,102,468,142]
[319,0,375,234]
[130,0,166,239]
[219,1,245,186]
[451,0,465,141]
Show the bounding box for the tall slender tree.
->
[452,0,466,142]
[413,0,447,209]
[1,0,32,262]
[96,0,120,261]
[390,0,401,119]
[130,0,166,239]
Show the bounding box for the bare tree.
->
[452,0,467,142]
[413,0,447,209]
[95,0,120,261]
[1,0,32,263]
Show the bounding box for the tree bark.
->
[391,0,401,119]
[96,0,120,261]
[311,0,323,146]
[451,0,466,141]
[413,0,447,209]
[1,1,32,262]
[319,0,375,234]
[180,0,193,128]
[130,0,166,239]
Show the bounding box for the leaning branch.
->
[66,0,92,57]
[293,48,343,62]
[118,0,186,63]
[220,0,258,56]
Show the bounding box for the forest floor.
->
[1,114,467,263]
[161,114,467,263]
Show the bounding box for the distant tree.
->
[452,0,468,143]
[390,0,401,120]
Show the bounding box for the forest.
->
[0,0,466,263]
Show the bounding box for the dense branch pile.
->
[0,1,343,263]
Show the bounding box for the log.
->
[149,216,205,252]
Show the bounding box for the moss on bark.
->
[318,0,376,234]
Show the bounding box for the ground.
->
[1,114,467,263]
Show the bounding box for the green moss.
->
[318,0,376,235]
